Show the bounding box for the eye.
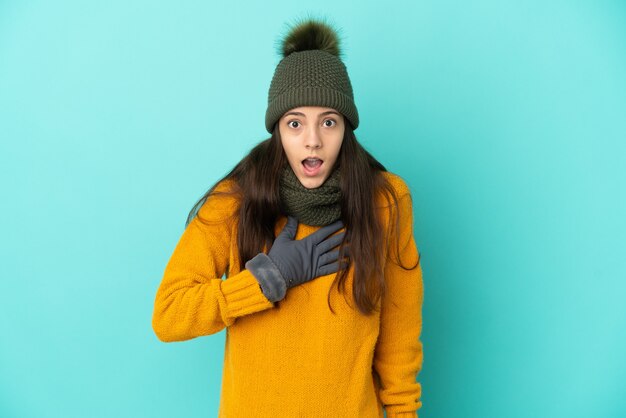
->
[287,120,300,129]
[324,119,337,127]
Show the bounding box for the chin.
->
[297,174,325,189]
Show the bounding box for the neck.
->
[279,164,342,226]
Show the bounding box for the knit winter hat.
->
[265,17,359,133]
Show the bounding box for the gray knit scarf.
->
[279,164,342,226]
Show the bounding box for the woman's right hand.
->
[245,216,349,302]
[268,216,347,289]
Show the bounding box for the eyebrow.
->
[283,110,341,118]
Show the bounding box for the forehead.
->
[282,106,340,117]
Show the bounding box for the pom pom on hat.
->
[280,17,342,58]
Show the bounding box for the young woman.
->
[152,17,424,418]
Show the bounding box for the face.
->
[279,106,345,189]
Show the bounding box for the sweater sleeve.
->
[152,183,275,343]
[373,188,425,418]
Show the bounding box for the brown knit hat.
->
[265,17,359,133]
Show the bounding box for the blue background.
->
[1,1,625,417]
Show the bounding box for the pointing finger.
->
[316,231,345,254]
[308,219,345,245]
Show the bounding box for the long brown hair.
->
[186,123,420,315]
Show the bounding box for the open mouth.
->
[302,157,323,175]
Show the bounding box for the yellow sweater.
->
[152,171,424,418]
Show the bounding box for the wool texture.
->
[279,163,342,226]
[152,171,424,418]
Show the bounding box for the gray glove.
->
[245,216,348,302]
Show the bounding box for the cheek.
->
[332,138,344,158]
[283,146,301,169]
[280,138,295,159]
[284,147,298,163]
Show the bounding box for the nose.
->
[304,125,322,149]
